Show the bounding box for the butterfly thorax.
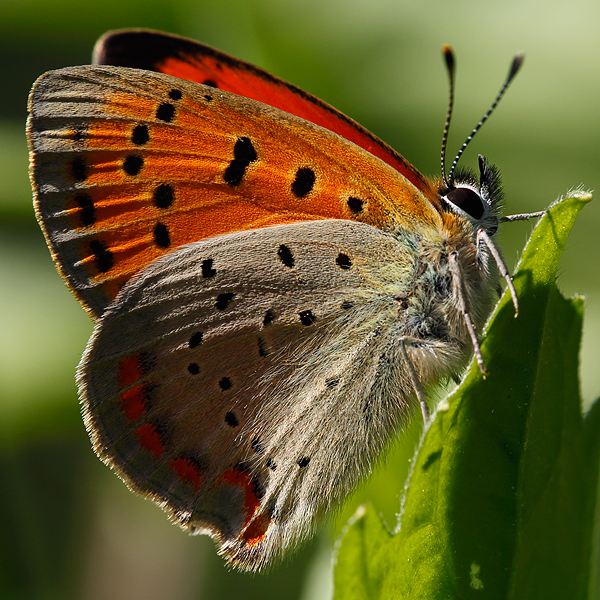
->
[391,207,499,384]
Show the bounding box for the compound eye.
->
[445,187,485,220]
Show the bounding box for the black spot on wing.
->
[223,137,257,186]
[74,193,95,227]
[201,259,216,278]
[292,167,315,198]
[132,124,149,145]
[189,332,203,348]
[153,223,170,247]
[153,184,174,208]
[347,197,364,213]
[299,310,316,326]
[123,155,143,176]
[219,377,232,391]
[336,253,352,269]
[89,240,113,273]
[277,244,294,268]
[215,292,235,310]
[233,137,258,163]
[225,411,239,427]
[156,102,175,123]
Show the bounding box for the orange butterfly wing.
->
[29,39,440,320]
[94,29,432,193]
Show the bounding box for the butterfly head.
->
[439,154,503,235]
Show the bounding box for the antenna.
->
[447,52,525,183]
[440,45,456,189]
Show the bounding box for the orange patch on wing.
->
[242,513,270,546]
[119,384,147,422]
[135,423,165,459]
[98,91,160,122]
[219,467,271,544]
[169,456,203,491]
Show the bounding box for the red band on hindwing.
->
[119,384,148,421]
[169,456,203,491]
[242,513,270,546]
[135,423,165,459]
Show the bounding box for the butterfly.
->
[27,29,542,571]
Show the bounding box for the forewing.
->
[28,65,439,319]
[93,28,432,191]
[79,220,421,570]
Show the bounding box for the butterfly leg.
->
[499,210,545,223]
[477,228,519,315]
[448,251,487,375]
[399,338,430,424]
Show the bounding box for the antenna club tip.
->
[443,45,455,71]
[509,53,525,78]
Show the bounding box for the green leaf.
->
[333,192,598,600]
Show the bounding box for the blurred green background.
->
[0,0,598,598]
